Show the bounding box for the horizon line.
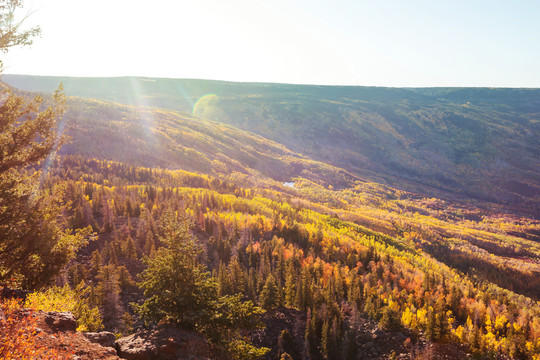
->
[3,73,540,90]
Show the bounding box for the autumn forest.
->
[1,1,540,359]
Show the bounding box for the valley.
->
[1,77,539,359]
[5,75,540,214]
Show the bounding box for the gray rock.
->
[116,324,210,360]
[44,311,76,332]
[116,333,158,360]
[84,331,117,349]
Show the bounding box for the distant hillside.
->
[51,97,361,189]
[4,75,540,213]
[6,75,540,359]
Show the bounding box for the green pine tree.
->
[260,273,279,310]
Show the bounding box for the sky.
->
[2,0,540,87]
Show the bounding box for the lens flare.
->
[192,94,219,119]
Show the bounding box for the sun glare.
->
[192,94,219,120]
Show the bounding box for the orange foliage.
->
[0,299,73,360]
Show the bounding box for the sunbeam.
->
[128,77,159,151]
[175,83,195,111]
[36,97,68,193]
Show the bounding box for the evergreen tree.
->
[0,81,92,288]
[321,319,330,360]
[342,328,357,360]
[217,261,232,296]
[136,211,267,358]
[96,264,123,330]
[260,273,279,310]
[0,18,92,286]
[0,1,41,67]
[136,209,216,327]
[90,250,102,276]
[426,306,438,340]
[303,309,313,360]
[329,317,339,360]
[380,307,401,331]
[228,258,246,295]
[284,262,296,308]
[124,235,137,259]
[117,265,135,291]
[69,263,88,286]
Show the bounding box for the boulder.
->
[84,331,117,349]
[116,332,158,360]
[116,324,211,360]
[44,311,77,332]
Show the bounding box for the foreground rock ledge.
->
[115,324,212,360]
[20,309,120,360]
[84,331,117,349]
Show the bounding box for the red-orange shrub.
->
[0,299,73,359]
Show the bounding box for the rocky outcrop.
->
[44,311,77,332]
[36,311,119,359]
[84,331,117,349]
[6,308,121,359]
[115,324,211,360]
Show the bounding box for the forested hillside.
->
[4,75,540,214]
[2,77,540,359]
[39,154,540,359]
[2,0,540,358]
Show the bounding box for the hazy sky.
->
[3,0,540,87]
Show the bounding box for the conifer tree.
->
[96,264,123,330]
[342,328,357,360]
[260,273,279,310]
[124,235,137,259]
[284,262,296,308]
[0,0,40,67]
[69,263,88,286]
[426,306,438,340]
[321,319,330,360]
[0,91,75,286]
[329,317,339,360]
[117,265,135,291]
[0,1,91,288]
[137,209,267,357]
[136,209,217,327]
[228,258,246,294]
[217,261,232,296]
[294,274,304,310]
[90,250,102,276]
[303,308,313,360]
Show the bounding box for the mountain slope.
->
[56,97,361,189]
[38,88,540,303]
[5,77,540,358]
[4,75,540,213]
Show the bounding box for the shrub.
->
[0,298,73,359]
[25,283,103,332]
